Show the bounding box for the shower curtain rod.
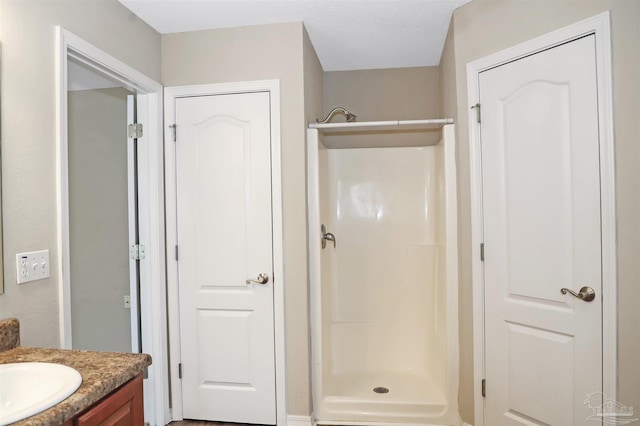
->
[308,118,454,130]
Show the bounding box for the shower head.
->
[316,107,357,124]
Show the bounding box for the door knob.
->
[246,273,269,285]
[560,286,596,302]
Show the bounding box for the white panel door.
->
[175,92,276,424]
[480,35,602,425]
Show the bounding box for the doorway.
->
[467,12,616,426]
[56,27,169,426]
[67,68,138,353]
[165,81,287,425]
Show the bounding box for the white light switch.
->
[16,250,50,284]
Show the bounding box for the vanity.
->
[0,319,151,426]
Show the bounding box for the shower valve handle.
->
[321,224,336,249]
[324,233,336,248]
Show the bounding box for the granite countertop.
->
[0,346,152,426]
[0,318,19,352]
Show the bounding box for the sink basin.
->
[0,362,82,425]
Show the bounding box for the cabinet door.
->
[76,374,143,426]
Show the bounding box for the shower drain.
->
[373,386,390,394]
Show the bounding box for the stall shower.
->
[308,122,459,425]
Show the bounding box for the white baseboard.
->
[287,414,314,426]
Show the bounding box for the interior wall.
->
[439,18,473,422]
[302,26,325,412]
[68,87,132,352]
[162,22,318,416]
[304,28,325,127]
[446,1,640,423]
[440,24,457,121]
[0,0,161,347]
[323,67,442,147]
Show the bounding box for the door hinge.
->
[175,245,179,261]
[178,363,182,379]
[130,244,146,260]
[128,123,143,139]
[169,124,177,142]
[482,379,486,397]
[471,103,481,123]
[480,243,485,261]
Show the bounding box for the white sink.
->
[0,362,82,425]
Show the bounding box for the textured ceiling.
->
[118,0,470,71]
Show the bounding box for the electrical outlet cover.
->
[16,250,50,284]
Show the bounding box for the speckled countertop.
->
[0,318,20,352]
[0,346,152,426]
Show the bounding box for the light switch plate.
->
[16,250,50,284]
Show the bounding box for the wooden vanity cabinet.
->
[62,374,143,426]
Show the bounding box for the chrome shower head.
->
[316,107,357,124]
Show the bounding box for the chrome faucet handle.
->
[321,224,336,249]
[324,232,336,248]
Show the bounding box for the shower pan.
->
[307,123,460,425]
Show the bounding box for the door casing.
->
[466,12,616,426]
[164,80,286,425]
[56,27,170,426]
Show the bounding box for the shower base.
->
[320,370,449,423]
[325,371,445,403]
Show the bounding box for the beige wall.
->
[304,28,324,126]
[302,25,324,414]
[445,1,640,423]
[323,67,442,147]
[0,0,161,347]
[439,18,475,421]
[440,25,457,120]
[162,22,317,416]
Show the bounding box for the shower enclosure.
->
[308,124,460,425]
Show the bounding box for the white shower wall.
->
[309,125,459,425]
[322,147,444,378]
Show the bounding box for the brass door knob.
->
[246,273,269,285]
[560,286,595,302]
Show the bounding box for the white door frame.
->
[55,27,170,426]
[164,80,287,425]
[466,12,616,426]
